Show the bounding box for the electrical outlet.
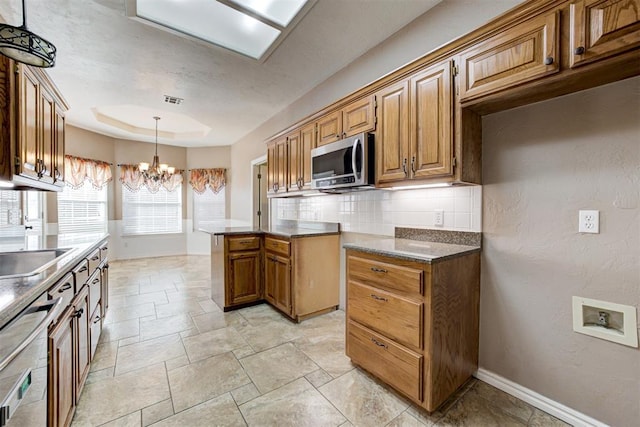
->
[434,209,444,227]
[579,210,599,233]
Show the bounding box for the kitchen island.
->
[202,221,340,322]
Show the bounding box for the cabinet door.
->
[273,254,291,315]
[264,254,277,305]
[459,11,560,101]
[73,286,90,403]
[267,142,276,193]
[410,61,454,179]
[287,130,301,191]
[300,122,316,189]
[53,106,65,184]
[375,80,410,184]
[90,304,102,360]
[48,308,75,427]
[570,0,640,68]
[100,263,109,318]
[39,90,55,183]
[316,110,342,146]
[342,95,376,137]
[17,67,40,179]
[228,250,262,305]
[275,137,287,193]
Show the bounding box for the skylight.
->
[132,0,311,60]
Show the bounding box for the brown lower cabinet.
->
[264,251,291,315]
[48,240,108,427]
[346,248,480,412]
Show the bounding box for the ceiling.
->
[0,0,442,147]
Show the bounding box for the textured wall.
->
[481,76,640,425]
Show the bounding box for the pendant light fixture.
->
[0,0,56,68]
[139,116,176,183]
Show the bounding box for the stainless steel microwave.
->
[311,132,374,190]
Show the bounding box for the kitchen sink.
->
[0,248,74,279]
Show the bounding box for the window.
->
[122,185,182,235]
[58,184,108,235]
[193,189,225,231]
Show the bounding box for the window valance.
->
[119,164,183,193]
[65,155,113,189]
[189,168,226,194]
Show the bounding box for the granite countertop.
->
[0,233,109,331]
[200,221,340,238]
[343,236,480,263]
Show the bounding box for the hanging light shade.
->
[139,116,177,183]
[0,0,56,68]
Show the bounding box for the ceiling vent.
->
[164,95,184,105]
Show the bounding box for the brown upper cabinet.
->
[0,57,68,190]
[569,0,640,68]
[267,136,287,194]
[459,11,560,102]
[376,60,454,186]
[317,95,376,146]
[287,122,316,192]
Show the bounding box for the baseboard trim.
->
[474,368,607,427]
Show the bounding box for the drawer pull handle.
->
[93,316,101,324]
[78,266,88,273]
[370,267,388,273]
[59,283,72,292]
[92,278,100,284]
[371,338,387,349]
[370,294,388,302]
[74,308,84,318]
[239,241,252,244]
[91,256,99,261]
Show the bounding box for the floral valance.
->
[119,164,183,194]
[65,155,113,189]
[189,168,226,194]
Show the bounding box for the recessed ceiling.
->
[0,0,443,148]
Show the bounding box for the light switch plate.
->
[434,209,444,226]
[578,210,599,233]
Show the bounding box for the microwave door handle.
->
[0,298,62,372]
[352,138,360,178]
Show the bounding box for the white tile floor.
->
[71,255,569,426]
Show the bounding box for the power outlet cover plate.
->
[578,210,599,233]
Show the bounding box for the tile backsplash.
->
[272,186,482,236]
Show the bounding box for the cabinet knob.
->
[336,134,340,139]
[544,56,554,65]
[574,46,585,55]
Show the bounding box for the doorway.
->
[252,161,268,228]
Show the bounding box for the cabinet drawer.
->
[348,255,423,295]
[72,259,90,286]
[348,281,423,349]
[265,237,290,256]
[87,248,101,273]
[88,270,101,317]
[100,243,109,262]
[347,320,423,402]
[228,236,261,251]
[48,272,75,313]
[459,11,560,101]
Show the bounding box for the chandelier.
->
[139,116,176,182]
[0,0,56,68]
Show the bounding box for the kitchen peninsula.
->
[204,221,340,322]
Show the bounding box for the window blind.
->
[58,183,108,235]
[0,191,23,238]
[122,185,182,235]
[193,188,225,231]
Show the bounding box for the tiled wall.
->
[272,186,482,236]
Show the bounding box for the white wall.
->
[480,76,640,426]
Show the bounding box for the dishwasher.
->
[0,295,60,426]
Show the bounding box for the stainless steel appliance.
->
[0,296,60,426]
[311,132,374,190]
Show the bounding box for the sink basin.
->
[0,248,74,279]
